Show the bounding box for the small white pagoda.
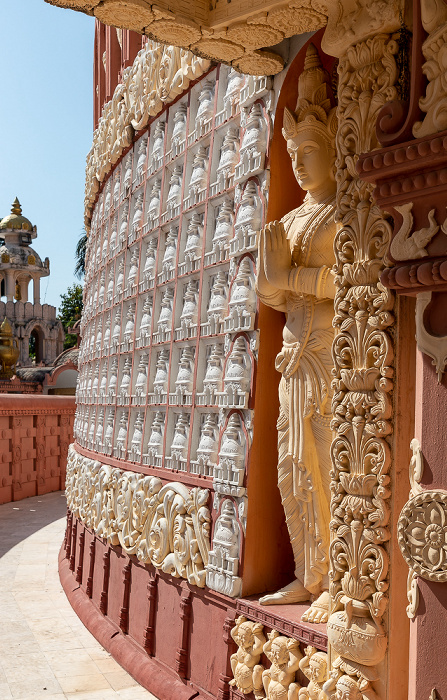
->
[0,198,64,366]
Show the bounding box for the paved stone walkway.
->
[0,491,158,700]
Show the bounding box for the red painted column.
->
[408,351,447,700]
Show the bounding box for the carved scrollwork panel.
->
[65,444,211,587]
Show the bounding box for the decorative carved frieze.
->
[65,444,211,587]
[45,0,329,78]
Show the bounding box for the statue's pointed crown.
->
[282,43,337,143]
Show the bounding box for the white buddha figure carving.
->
[131,193,144,237]
[136,137,148,180]
[184,213,202,266]
[130,412,144,461]
[171,103,187,153]
[116,411,128,458]
[119,357,132,399]
[108,358,118,399]
[170,413,189,464]
[139,295,153,344]
[189,146,208,196]
[207,271,228,334]
[153,349,169,399]
[212,200,233,260]
[146,179,161,227]
[142,238,157,284]
[217,128,240,190]
[161,226,177,278]
[109,213,118,257]
[119,200,129,244]
[134,353,148,397]
[203,344,223,403]
[95,408,105,451]
[256,44,337,622]
[127,247,139,290]
[234,181,262,251]
[196,81,214,132]
[223,336,251,402]
[166,166,183,214]
[157,286,174,338]
[239,102,267,172]
[151,121,165,163]
[147,411,164,462]
[217,413,245,487]
[223,69,244,114]
[197,413,218,471]
[99,362,108,399]
[102,314,111,350]
[175,347,195,399]
[228,257,256,330]
[179,279,198,334]
[103,180,111,217]
[123,153,133,194]
[111,308,121,351]
[112,173,121,209]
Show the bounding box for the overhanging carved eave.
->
[44,0,329,75]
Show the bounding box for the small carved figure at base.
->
[298,646,327,699]
[230,616,265,697]
[259,579,310,606]
[301,591,330,624]
[262,630,302,700]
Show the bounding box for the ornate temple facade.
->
[0,199,64,367]
[46,2,447,699]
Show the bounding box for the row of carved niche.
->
[83,181,263,295]
[80,257,257,350]
[74,404,251,478]
[86,151,265,283]
[76,332,255,411]
[90,71,271,230]
[229,617,328,700]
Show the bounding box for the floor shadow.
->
[0,490,67,558]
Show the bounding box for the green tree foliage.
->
[58,284,83,350]
[74,230,87,279]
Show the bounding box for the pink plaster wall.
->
[0,394,75,504]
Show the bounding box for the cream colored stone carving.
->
[415,291,447,382]
[262,630,302,700]
[413,1,447,137]
[46,0,328,79]
[398,489,447,583]
[256,44,337,621]
[390,203,439,261]
[83,41,210,228]
[323,32,398,699]
[298,646,327,699]
[229,616,265,698]
[206,498,242,597]
[66,444,211,587]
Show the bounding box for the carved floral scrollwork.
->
[398,490,447,583]
[66,444,211,587]
[323,33,398,699]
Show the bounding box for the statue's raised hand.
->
[262,220,291,290]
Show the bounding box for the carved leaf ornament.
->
[65,445,211,587]
[398,490,447,582]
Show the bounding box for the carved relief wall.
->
[74,61,276,602]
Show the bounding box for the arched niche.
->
[241,30,337,598]
[29,324,45,364]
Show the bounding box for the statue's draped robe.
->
[257,197,335,594]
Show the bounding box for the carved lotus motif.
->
[398,490,447,581]
[340,368,380,391]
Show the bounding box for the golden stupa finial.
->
[0,318,13,336]
[11,198,22,216]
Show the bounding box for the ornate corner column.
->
[320,20,405,699]
[354,2,447,693]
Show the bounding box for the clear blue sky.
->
[0,1,94,310]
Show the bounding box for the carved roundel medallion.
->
[398,489,447,582]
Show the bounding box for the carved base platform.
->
[236,597,327,651]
